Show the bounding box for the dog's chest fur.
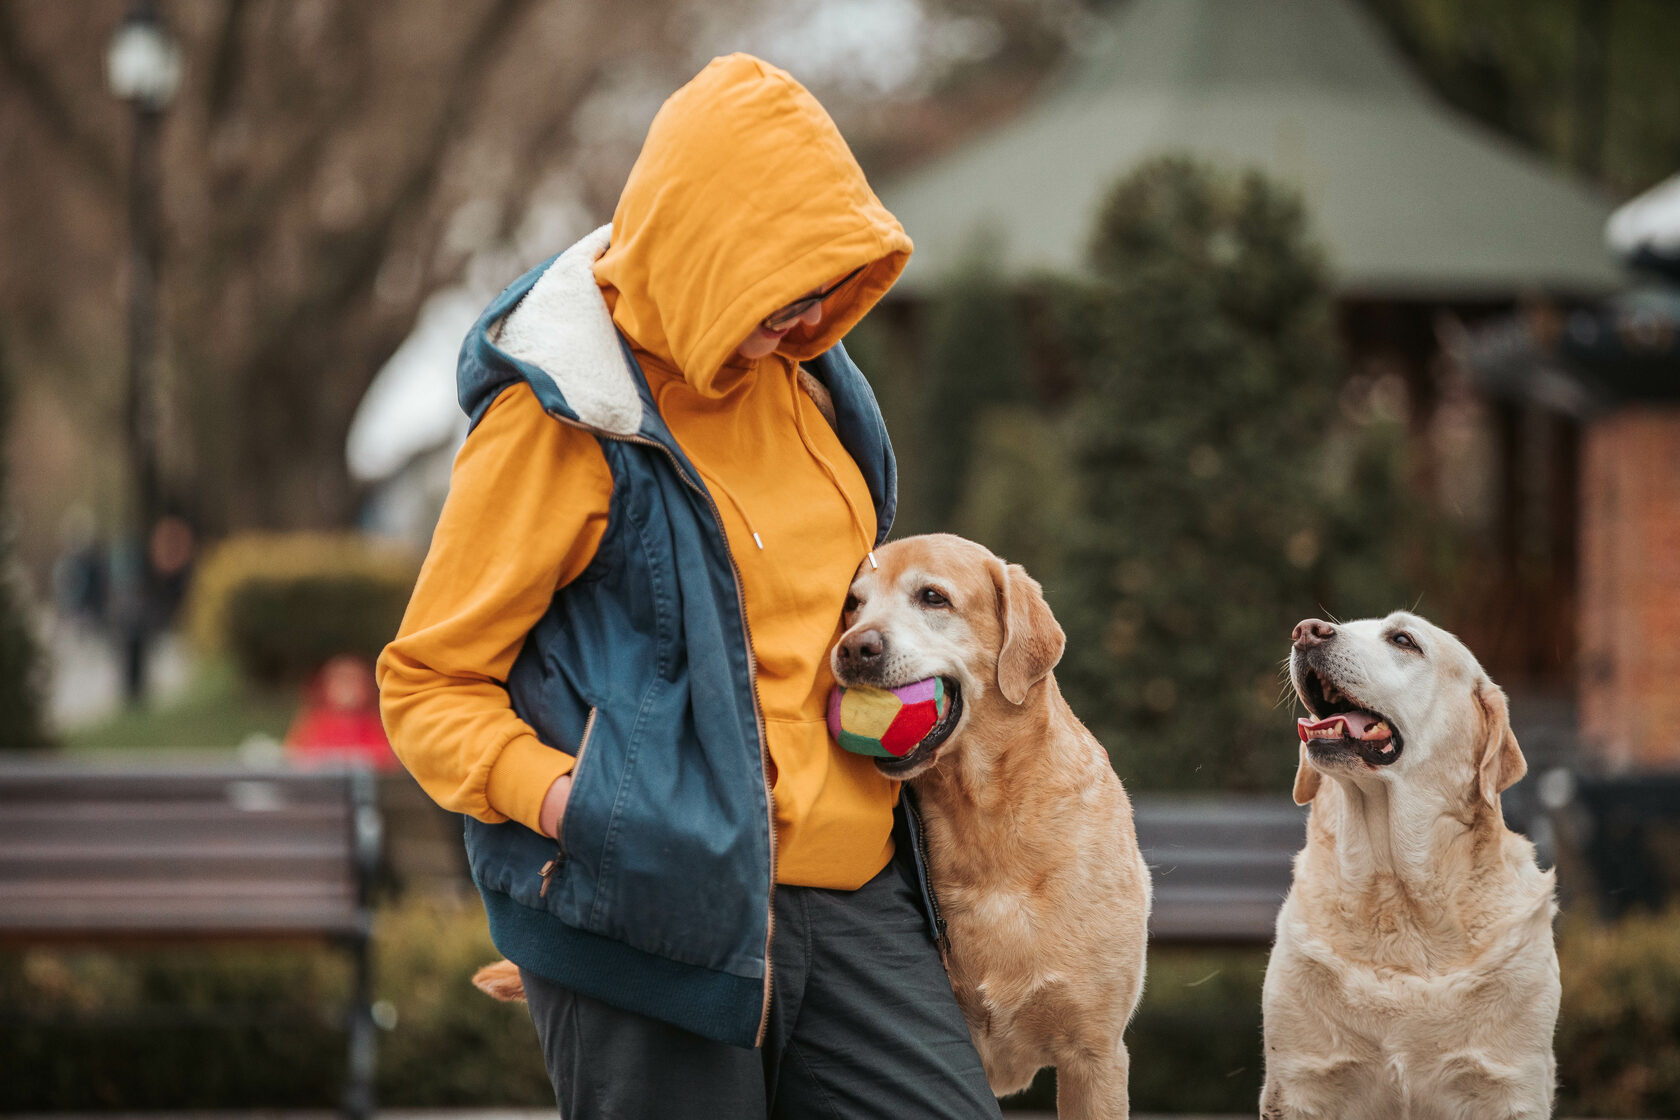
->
[922,800,1093,1084]
[913,752,1150,1094]
[1265,880,1559,1116]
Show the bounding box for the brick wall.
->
[1579,407,1680,770]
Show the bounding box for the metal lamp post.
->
[106,0,180,703]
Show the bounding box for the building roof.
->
[1608,171,1680,281]
[880,0,1624,298]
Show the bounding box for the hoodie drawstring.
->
[788,369,876,563]
[651,364,874,560]
[701,466,765,551]
[653,377,766,549]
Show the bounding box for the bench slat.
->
[1,839,350,859]
[2,877,353,900]
[1150,899,1285,942]
[0,853,353,882]
[0,802,348,822]
[0,822,350,852]
[0,904,364,940]
[0,772,354,804]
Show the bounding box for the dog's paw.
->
[471,959,527,1002]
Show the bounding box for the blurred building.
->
[1459,172,1680,772]
[344,288,480,548]
[876,0,1626,743]
[882,0,1620,300]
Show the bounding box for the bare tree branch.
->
[200,4,378,288]
[204,0,252,125]
[0,0,120,198]
[245,0,550,366]
[0,0,817,532]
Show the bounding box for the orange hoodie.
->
[378,54,912,890]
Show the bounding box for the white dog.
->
[1261,612,1558,1120]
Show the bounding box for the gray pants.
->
[521,852,1003,1120]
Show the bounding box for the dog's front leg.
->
[1054,1042,1129,1120]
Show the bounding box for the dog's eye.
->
[1390,632,1419,652]
[917,587,951,609]
[842,594,859,615]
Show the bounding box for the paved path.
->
[45,616,188,730]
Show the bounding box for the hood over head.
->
[593,54,912,396]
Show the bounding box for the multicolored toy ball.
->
[827,677,949,759]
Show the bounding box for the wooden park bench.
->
[1132,795,1307,944]
[0,759,382,1118]
[1132,788,1563,944]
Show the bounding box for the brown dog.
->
[834,534,1150,1120]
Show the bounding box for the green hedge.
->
[5,902,1677,1112]
[186,533,419,685]
[1556,906,1680,1114]
[0,898,549,1110]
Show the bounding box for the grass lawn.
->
[61,658,298,752]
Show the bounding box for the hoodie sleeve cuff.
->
[486,733,576,836]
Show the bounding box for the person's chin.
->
[738,329,788,360]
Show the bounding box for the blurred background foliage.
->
[5,898,1680,1115]
[856,156,1435,790]
[58,658,294,752]
[0,330,47,749]
[3,0,1680,1113]
[0,898,549,1110]
[6,0,1679,753]
[5,0,1678,557]
[1363,0,1680,195]
[186,531,419,685]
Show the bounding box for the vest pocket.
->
[556,706,600,862]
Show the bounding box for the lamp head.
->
[107,1,181,110]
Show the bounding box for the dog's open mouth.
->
[873,678,963,777]
[1296,665,1403,767]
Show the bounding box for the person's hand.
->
[538,773,573,840]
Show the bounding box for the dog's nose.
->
[839,628,885,664]
[1293,618,1336,649]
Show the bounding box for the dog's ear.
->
[1474,680,1527,808]
[1292,743,1322,805]
[992,560,1065,705]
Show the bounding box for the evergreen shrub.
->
[1555,906,1680,1114]
[1051,157,1414,792]
[0,340,47,750]
[187,533,419,685]
[0,898,550,1110]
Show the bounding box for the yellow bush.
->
[186,532,421,684]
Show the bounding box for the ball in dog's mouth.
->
[873,680,962,777]
[827,676,963,777]
[1296,666,1403,768]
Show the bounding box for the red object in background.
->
[286,654,399,771]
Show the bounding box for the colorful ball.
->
[827,677,949,759]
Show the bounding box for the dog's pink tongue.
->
[1297,711,1389,742]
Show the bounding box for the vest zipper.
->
[911,796,950,961]
[541,705,597,899]
[545,409,779,1046]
